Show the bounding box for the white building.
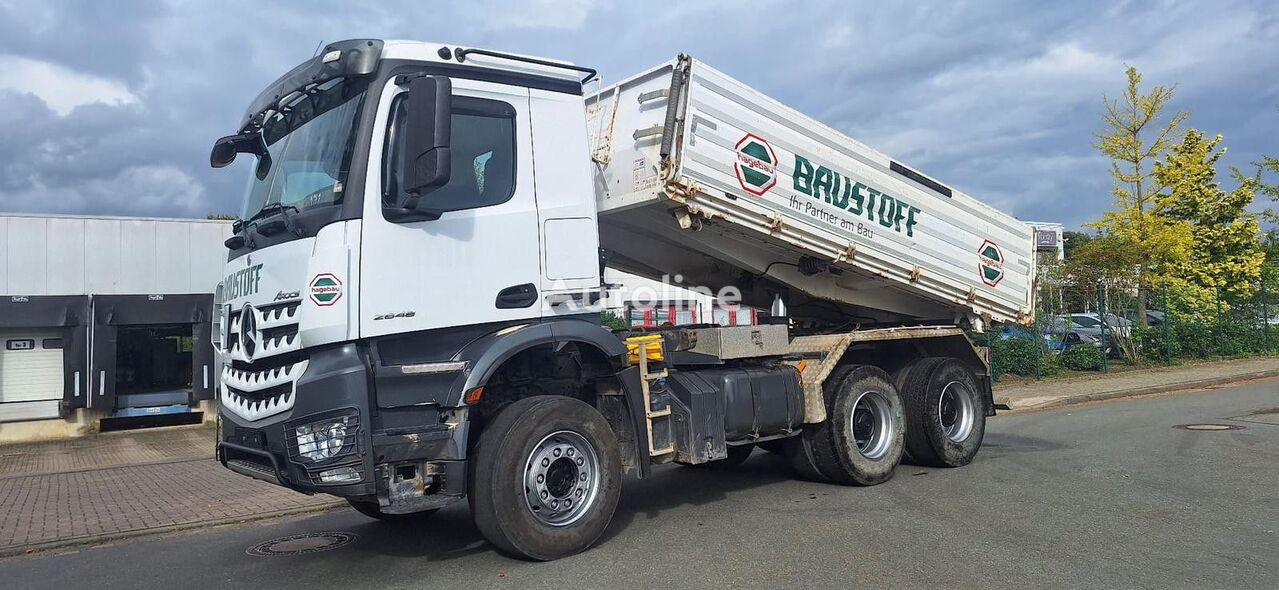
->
[0,214,231,441]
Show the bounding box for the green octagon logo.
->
[978,240,1005,287]
[309,273,343,306]
[734,133,778,196]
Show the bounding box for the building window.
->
[41,338,64,350]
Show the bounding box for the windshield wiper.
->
[248,202,303,237]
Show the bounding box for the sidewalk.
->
[994,355,1279,411]
[0,426,342,556]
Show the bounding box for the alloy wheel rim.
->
[938,381,976,442]
[851,391,894,460]
[523,430,600,527]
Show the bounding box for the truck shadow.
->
[341,451,799,561]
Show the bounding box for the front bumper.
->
[216,342,468,506]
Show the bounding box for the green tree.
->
[1091,66,1190,326]
[1061,230,1093,260]
[1154,130,1263,306]
[1256,153,1279,231]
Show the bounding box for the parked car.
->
[1071,312,1132,338]
[998,324,1067,352]
[1045,315,1112,355]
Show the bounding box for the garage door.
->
[0,330,64,422]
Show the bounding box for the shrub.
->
[1060,345,1105,371]
[1039,352,1063,377]
[600,310,630,331]
[991,336,1041,377]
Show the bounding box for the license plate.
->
[233,428,266,449]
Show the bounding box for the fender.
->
[453,317,652,478]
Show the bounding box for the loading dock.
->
[0,296,89,424]
[0,214,231,441]
[91,294,215,430]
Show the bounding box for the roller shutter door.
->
[0,330,64,422]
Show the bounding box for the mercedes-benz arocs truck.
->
[210,39,1035,561]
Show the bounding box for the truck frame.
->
[210,39,1030,561]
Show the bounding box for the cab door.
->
[361,77,542,336]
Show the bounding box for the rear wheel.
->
[897,357,985,467]
[787,364,859,482]
[347,499,437,521]
[468,396,622,561]
[804,365,905,486]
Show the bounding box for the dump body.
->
[589,56,1034,327]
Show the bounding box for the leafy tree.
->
[207,213,236,220]
[1061,233,1147,359]
[1091,66,1190,325]
[1154,130,1263,306]
[1255,153,1279,236]
[1061,230,1093,260]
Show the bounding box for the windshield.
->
[1070,316,1101,327]
[239,78,367,220]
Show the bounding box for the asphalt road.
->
[3,381,1276,589]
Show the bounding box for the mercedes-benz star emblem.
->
[240,302,258,362]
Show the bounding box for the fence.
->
[985,267,1279,381]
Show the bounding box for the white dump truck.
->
[209,40,1034,561]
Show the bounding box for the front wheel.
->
[468,396,622,561]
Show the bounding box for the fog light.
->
[294,414,358,461]
[317,466,362,484]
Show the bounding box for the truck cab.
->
[211,39,998,561]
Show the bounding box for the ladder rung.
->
[647,407,671,418]
[650,445,674,456]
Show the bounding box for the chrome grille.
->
[221,297,306,422]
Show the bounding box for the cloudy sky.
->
[0,0,1275,228]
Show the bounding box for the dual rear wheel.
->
[788,358,985,485]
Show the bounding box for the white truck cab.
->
[211,39,1025,561]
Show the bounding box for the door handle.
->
[495,284,538,309]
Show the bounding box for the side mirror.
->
[210,132,272,180]
[399,75,452,208]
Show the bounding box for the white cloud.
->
[467,0,603,31]
[0,54,138,116]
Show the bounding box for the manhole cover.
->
[1172,423,1244,431]
[246,532,358,557]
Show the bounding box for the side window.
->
[384,94,517,213]
[42,338,64,349]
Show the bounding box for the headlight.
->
[294,414,359,461]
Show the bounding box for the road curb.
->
[0,500,347,560]
[995,368,1279,412]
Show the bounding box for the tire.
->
[468,396,622,561]
[804,365,905,486]
[897,357,985,467]
[347,499,437,521]
[786,364,861,482]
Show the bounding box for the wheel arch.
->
[456,318,652,478]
